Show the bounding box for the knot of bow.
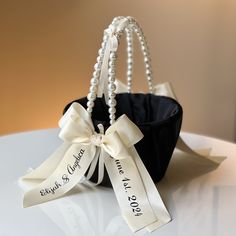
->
[103,18,129,52]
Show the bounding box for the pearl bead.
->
[87,92,96,100]
[108,92,116,99]
[94,63,101,71]
[127,71,132,77]
[139,37,144,43]
[136,31,141,37]
[108,60,115,67]
[143,50,148,57]
[146,69,152,76]
[141,45,147,52]
[110,52,117,59]
[91,77,99,85]
[87,100,94,108]
[90,86,97,93]
[127,53,133,59]
[108,107,116,115]
[108,84,116,92]
[126,31,132,36]
[108,99,117,107]
[127,58,133,64]
[108,83,116,91]
[93,71,100,78]
[98,48,103,55]
[109,114,115,120]
[108,68,115,75]
[87,107,93,113]
[101,41,106,48]
[103,35,108,41]
[127,47,132,53]
[108,76,115,83]
[127,64,132,70]
[148,80,153,85]
[127,38,132,44]
[96,56,101,63]
[144,57,149,63]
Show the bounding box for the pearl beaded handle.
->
[87,16,154,125]
[124,17,153,93]
[109,16,153,92]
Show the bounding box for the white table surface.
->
[0,129,236,236]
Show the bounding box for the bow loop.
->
[102,131,130,160]
[106,114,144,147]
[58,103,94,144]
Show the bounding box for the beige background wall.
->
[0,0,235,142]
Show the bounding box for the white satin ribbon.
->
[21,102,171,232]
[114,79,226,164]
[97,18,129,102]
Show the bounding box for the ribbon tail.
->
[153,82,177,99]
[176,137,226,164]
[23,143,96,208]
[85,147,105,186]
[85,147,100,182]
[153,82,226,164]
[104,149,158,232]
[129,146,171,232]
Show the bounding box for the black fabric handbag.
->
[63,16,183,185]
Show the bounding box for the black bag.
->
[63,16,183,185]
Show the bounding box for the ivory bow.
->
[22,102,143,208]
[59,103,142,160]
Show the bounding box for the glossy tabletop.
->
[0,129,236,236]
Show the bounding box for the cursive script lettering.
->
[40,181,61,196]
[40,149,85,197]
[67,149,85,175]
